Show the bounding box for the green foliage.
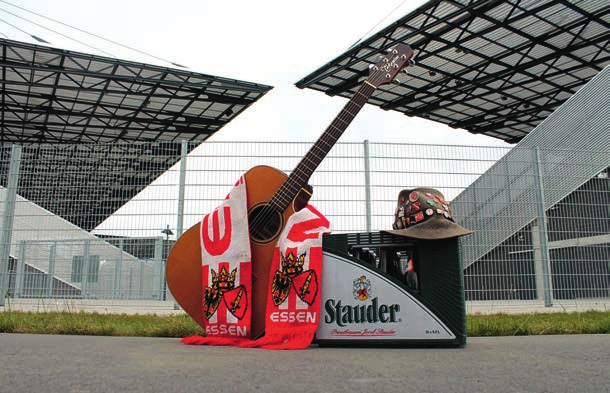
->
[0,310,608,337]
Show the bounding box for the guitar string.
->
[247,73,385,237]
[247,104,367,238]
[247,91,371,238]
[247,82,377,238]
[285,49,412,198]
[278,115,363,206]
[247,52,410,238]
[266,87,373,201]
[279,85,376,200]
[263,87,372,206]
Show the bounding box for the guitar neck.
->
[271,81,378,211]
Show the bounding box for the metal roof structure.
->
[0,38,272,230]
[0,38,272,144]
[296,0,610,144]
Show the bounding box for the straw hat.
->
[383,187,473,240]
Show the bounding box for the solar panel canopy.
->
[0,39,271,230]
[296,0,610,144]
[0,38,272,144]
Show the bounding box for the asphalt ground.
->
[0,333,608,393]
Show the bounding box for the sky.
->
[0,0,510,147]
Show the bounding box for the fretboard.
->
[270,81,377,211]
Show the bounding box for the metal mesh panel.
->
[452,147,540,266]
[454,66,610,268]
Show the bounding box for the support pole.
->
[154,237,164,301]
[176,140,188,238]
[114,239,123,300]
[81,240,91,299]
[0,145,22,306]
[45,243,57,298]
[363,140,372,232]
[14,241,25,298]
[168,140,188,309]
[532,147,553,307]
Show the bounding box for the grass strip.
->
[467,311,610,336]
[0,311,205,337]
[0,310,608,337]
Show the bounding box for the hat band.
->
[394,207,453,230]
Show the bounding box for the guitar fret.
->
[271,81,378,211]
[274,39,415,211]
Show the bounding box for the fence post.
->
[532,146,553,307]
[114,239,123,299]
[176,140,188,238]
[0,145,22,306]
[154,237,165,300]
[45,242,57,298]
[363,140,372,232]
[14,240,26,298]
[82,239,91,299]
[139,255,144,300]
[167,141,189,309]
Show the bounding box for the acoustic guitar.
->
[166,43,414,339]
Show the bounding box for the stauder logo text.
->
[324,297,400,327]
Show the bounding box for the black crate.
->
[317,231,466,347]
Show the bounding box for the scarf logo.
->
[271,251,318,306]
[203,266,248,320]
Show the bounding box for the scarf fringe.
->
[237,329,315,349]
[181,330,315,350]
[181,335,246,346]
[254,331,315,350]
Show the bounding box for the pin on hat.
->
[383,187,473,240]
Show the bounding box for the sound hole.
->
[248,203,284,244]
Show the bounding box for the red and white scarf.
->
[181,175,330,349]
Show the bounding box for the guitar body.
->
[165,165,311,339]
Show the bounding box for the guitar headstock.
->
[367,44,414,88]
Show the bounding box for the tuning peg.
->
[409,59,416,66]
[392,78,402,86]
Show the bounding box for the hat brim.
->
[382,219,473,240]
